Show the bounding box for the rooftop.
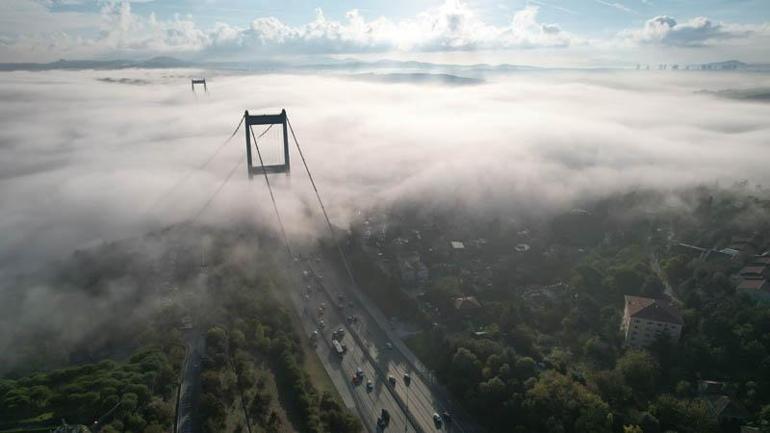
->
[737,279,767,291]
[739,265,767,276]
[454,296,481,311]
[624,295,683,325]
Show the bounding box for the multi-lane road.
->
[286,255,476,433]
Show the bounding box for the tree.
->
[524,371,612,433]
[615,350,658,398]
[758,404,770,433]
[649,394,718,433]
[143,423,165,433]
[591,370,631,407]
[448,347,482,396]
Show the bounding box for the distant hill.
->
[348,72,484,86]
[698,87,770,102]
[699,60,749,70]
[0,56,193,71]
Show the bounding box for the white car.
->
[432,413,443,429]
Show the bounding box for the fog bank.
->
[1,68,769,279]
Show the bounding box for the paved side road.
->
[176,330,205,433]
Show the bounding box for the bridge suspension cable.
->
[185,123,274,225]
[287,116,358,288]
[248,124,292,256]
[146,114,245,214]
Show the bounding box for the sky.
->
[1,0,769,66]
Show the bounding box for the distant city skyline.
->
[1,0,769,65]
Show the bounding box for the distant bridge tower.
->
[244,109,290,178]
[191,78,207,92]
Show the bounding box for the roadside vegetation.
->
[0,225,360,433]
[0,346,181,433]
[195,264,361,433]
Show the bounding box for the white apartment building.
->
[622,295,683,348]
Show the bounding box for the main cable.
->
[249,124,293,257]
[186,158,243,225]
[145,115,245,214]
[287,116,358,288]
[185,123,273,225]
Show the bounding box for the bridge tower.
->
[244,109,290,178]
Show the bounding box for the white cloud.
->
[594,0,637,15]
[213,2,574,53]
[0,0,574,61]
[625,15,761,47]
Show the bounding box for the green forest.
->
[349,186,770,433]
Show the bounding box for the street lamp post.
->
[403,373,411,432]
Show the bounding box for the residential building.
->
[736,278,770,302]
[454,296,481,312]
[697,380,726,395]
[397,254,429,287]
[701,395,748,426]
[738,264,769,280]
[622,295,683,348]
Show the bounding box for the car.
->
[366,380,373,391]
[377,409,391,428]
[432,413,443,429]
[319,319,326,329]
[403,373,411,387]
[385,342,393,350]
[441,411,452,423]
[388,375,396,386]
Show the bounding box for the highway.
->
[286,254,476,433]
[288,268,414,433]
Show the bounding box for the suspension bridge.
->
[148,109,476,433]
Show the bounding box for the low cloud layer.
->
[1,68,770,282]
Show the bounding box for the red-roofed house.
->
[622,295,683,348]
[737,278,770,302]
[738,264,769,280]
